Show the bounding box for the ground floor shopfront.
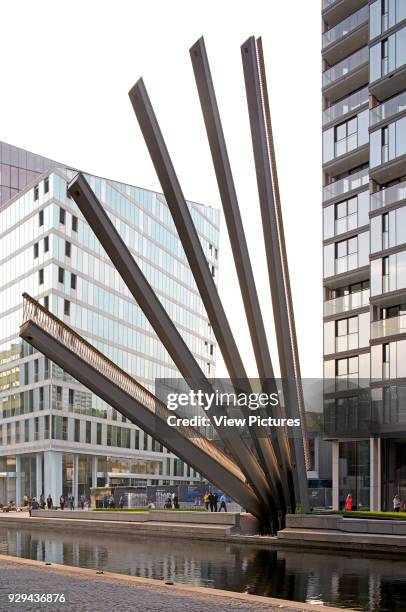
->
[0,451,197,506]
[332,437,406,511]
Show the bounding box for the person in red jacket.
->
[345,493,353,511]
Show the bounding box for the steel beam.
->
[241,36,310,512]
[128,78,283,511]
[19,299,263,518]
[67,172,274,515]
[189,36,294,512]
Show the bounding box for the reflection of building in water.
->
[0,140,220,505]
[322,1,406,511]
[2,527,406,610]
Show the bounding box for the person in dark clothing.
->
[208,492,214,512]
[68,494,74,510]
[212,493,218,512]
[29,498,39,517]
[173,495,179,509]
[59,495,65,510]
[46,494,53,510]
[119,496,125,509]
[39,494,45,509]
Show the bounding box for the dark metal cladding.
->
[67,172,274,515]
[241,36,310,513]
[189,36,294,513]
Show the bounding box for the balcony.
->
[370,91,406,127]
[323,86,368,126]
[371,314,406,340]
[323,47,368,102]
[370,179,406,211]
[322,0,368,29]
[322,6,368,65]
[323,167,369,202]
[324,288,369,317]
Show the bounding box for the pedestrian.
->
[103,495,109,509]
[164,496,172,509]
[393,494,402,512]
[109,495,115,509]
[80,495,85,510]
[29,498,39,517]
[219,494,227,512]
[173,494,179,509]
[204,492,210,511]
[68,493,75,510]
[119,495,124,509]
[208,492,214,512]
[345,493,353,511]
[59,495,65,510]
[39,494,45,509]
[23,494,29,507]
[46,494,53,510]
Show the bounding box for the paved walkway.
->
[0,556,351,612]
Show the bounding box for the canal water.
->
[0,525,406,611]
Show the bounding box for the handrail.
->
[21,293,245,482]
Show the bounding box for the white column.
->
[73,454,79,506]
[15,455,22,506]
[36,452,43,498]
[43,451,63,505]
[370,437,381,511]
[332,441,339,511]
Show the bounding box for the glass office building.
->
[0,142,219,505]
[322,1,406,510]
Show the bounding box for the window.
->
[336,316,358,351]
[72,215,78,232]
[65,241,71,257]
[56,386,62,408]
[38,269,44,285]
[59,207,65,225]
[336,356,359,389]
[34,185,39,201]
[33,242,39,258]
[335,197,358,234]
[97,423,102,445]
[382,212,389,249]
[383,343,390,378]
[383,255,390,291]
[44,177,49,194]
[44,236,49,252]
[74,419,80,442]
[39,210,44,226]
[39,386,44,410]
[86,421,91,444]
[335,117,357,156]
[44,358,49,379]
[43,295,49,310]
[64,299,70,316]
[71,273,77,290]
[135,430,140,449]
[58,267,64,284]
[382,38,389,74]
[335,237,358,274]
[382,125,389,162]
[34,360,39,383]
[25,420,30,442]
[69,389,75,407]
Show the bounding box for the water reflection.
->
[1,527,406,611]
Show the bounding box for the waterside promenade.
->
[0,555,353,612]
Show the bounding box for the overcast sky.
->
[1,0,322,378]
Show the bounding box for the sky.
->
[0,0,322,378]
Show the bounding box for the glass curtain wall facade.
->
[322,0,406,511]
[0,146,219,506]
